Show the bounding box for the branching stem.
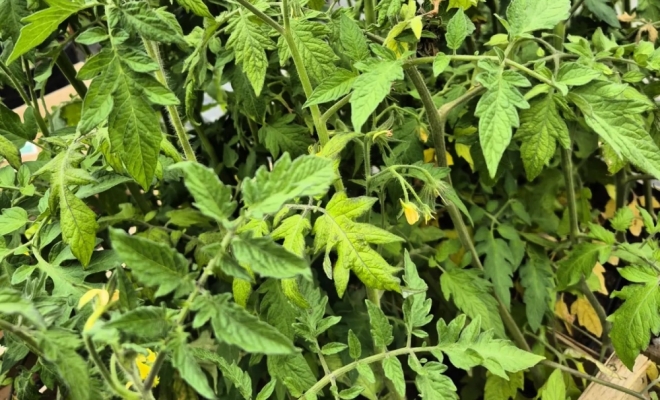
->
[0,60,50,136]
[142,39,197,162]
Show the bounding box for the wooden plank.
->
[579,354,651,400]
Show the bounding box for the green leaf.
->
[313,192,403,296]
[43,346,91,400]
[479,236,515,309]
[339,14,369,61]
[439,316,545,377]
[348,329,362,359]
[350,60,404,132]
[584,0,621,28]
[242,153,336,218]
[556,62,602,87]
[35,251,120,297]
[0,135,20,170]
[538,369,566,400]
[0,103,28,142]
[339,386,364,399]
[75,27,108,45]
[108,60,162,189]
[366,299,394,348]
[258,114,313,158]
[321,342,348,355]
[105,306,170,341]
[170,333,217,399]
[612,207,634,232]
[227,12,274,96]
[0,207,28,236]
[556,242,609,290]
[60,190,98,267]
[304,69,357,107]
[569,82,660,179]
[433,52,451,76]
[169,161,237,222]
[191,293,296,354]
[190,348,252,399]
[446,9,473,50]
[519,248,554,332]
[113,2,184,45]
[506,0,570,37]
[79,56,119,134]
[278,20,338,83]
[403,251,432,336]
[0,288,46,329]
[515,94,568,180]
[484,371,524,400]
[8,0,87,64]
[267,354,316,396]
[256,380,277,400]
[447,0,478,10]
[176,0,212,18]
[231,235,311,280]
[272,214,311,258]
[415,362,458,400]
[609,281,660,369]
[383,356,405,396]
[476,69,530,177]
[0,0,28,41]
[109,228,193,297]
[440,268,505,337]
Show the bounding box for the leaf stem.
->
[541,360,646,400]
[299,346,434,398]
[0,60,50,137]
[55,51,87,98]
[142,39,197,162]
[84,335,141,400]
[321,94,351,123]
[142,222,240,392]
[561,148,580,242]
[0,319,42,356]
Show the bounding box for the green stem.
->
[406,65,541,384]
[126,183,151,214]
[321,94,351,123]
[363,0,375,25]
[541,360,646,400]
[84,335,141,400]
[55,52,87,98]
[561,148,580,242]
[644,180,656,218]
[142,39,197,162]
[615,170,628,242]
[0,60,50,137]
[300,346,434,398]
[0,319,42,355]
[194,124,219,168]
[143,223,240,391]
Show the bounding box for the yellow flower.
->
[127,349,160,388]
[400,200,420,225]
[78,288,119,332]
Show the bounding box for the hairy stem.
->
[55,51,87,98]
[406,65,542,384]
[561,148,580,242]
[85,335,141,400]
[363,0,376,25]
[541,360,646,400]
[0,60,50,137]
[142,39,197,162]
[321,94,351,123]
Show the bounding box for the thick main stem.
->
[406,66,542,384]
[142,39,197,162]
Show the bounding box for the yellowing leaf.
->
[603,198,616,220]
[424,148,436,164]
[455,143,474,170]
[647,362,659,382]
[592,263,608,295]
[409,16,423,39]
[447,0,478,10]
[628,198,643,237]
[639,195,660,209]
[418,126,429,143]
[554,296,574,334]
[571,297,603,337]
[446,151,454,166]
[608,255,620,266]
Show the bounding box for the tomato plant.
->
[1,0,660,398]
